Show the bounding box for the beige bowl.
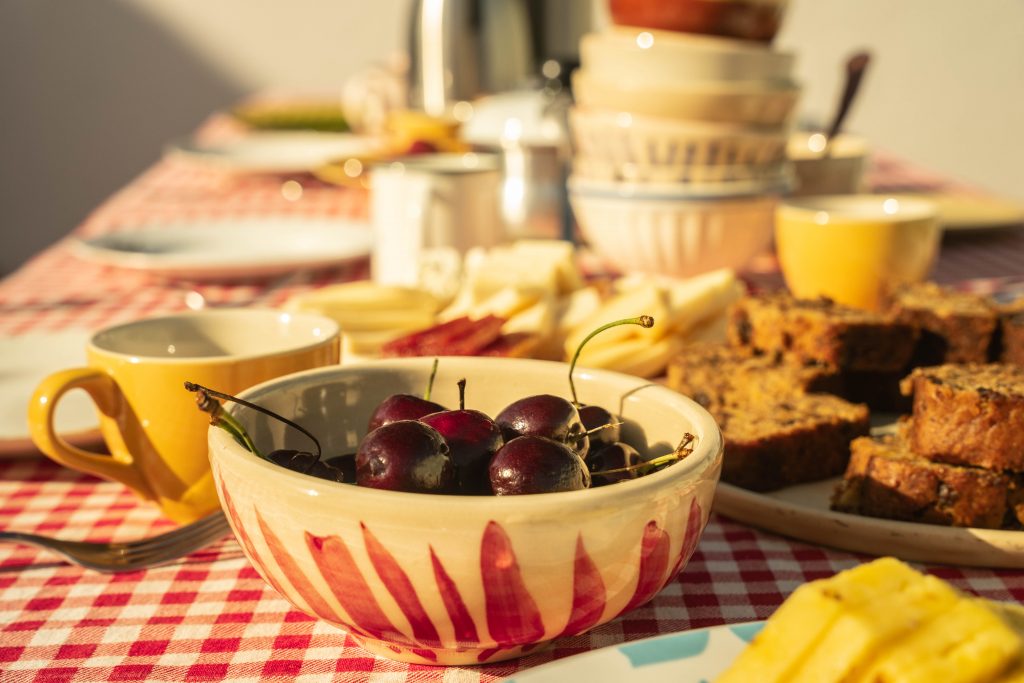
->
[787,131,869,197]
[209,357,722,665]
[580,27,795,85]
[570,107,789,183]
[569,176,779,277]
[572,69,800,126]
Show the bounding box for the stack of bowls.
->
[568,0,798,277]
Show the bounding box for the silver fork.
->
[0,511,232,573]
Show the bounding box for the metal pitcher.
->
[407,0,536,116]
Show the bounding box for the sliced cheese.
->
[503,295,555,339]
[555,286,604,336]
[663,268,743,333]
[467,240,583,300]
[284,282,440,333]
[572,334,683,378]
[681,311,730,345]
[564,285,671,357]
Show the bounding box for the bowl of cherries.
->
[200,320,723,665]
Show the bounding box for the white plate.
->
[167,132,385,174]
[714,479,1024,569]
[507,622,764,683]
[0,330,101,458]
[72,217,372,280]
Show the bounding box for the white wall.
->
[2,0,1022,276]
[777,0,1024,201]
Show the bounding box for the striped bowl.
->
[208,357,722,665]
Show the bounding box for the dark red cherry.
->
[367,394,445,433]
[268,449,346,483]
[578,404,621,453]
[489,435,591,495]
[323,453,357,483]
[356,420,455,493]
[495,394,589,459]
[588,442,641,487]
[420,409,502,495]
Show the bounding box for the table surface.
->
[2,119,1024,682]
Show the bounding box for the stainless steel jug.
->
[407,0,536,116]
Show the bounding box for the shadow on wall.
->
[0,0,246,276]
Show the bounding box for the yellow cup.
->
[775,195,941,310]
[29,309,340,523]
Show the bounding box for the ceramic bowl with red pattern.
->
[207,357,723,665]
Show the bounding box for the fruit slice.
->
[851,598,1022,683]
[788,573,960,682]
[716,557,924,683]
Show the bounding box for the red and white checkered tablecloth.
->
[1,119,1023,682]
[8,459,1024,683]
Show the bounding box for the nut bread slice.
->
[716,394,870,492]
[728,293,918,372]
[832,429,1024,529]
[901,364,1024,472]
[889,282,997,365]
[667,343,841,411]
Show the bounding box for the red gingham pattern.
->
[7,460,1024,683]
[1,117,1022,680]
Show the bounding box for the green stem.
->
[184,381,321,459]
[568,315,654,406]
[424,358,439,401]
[591,433,695,477]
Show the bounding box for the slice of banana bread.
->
[666,343,841,411]
[901,363,1024,472]
[996,298,1024,365]
[889,282,997,365]
[831,429,1024,529]
[716,394,870,492]
[1004,312,1024,365]
[834,370,913,414]
[728,293,918,372]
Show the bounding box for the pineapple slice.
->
[716,558,923,683]
[788,574,960,682]
[853,598,1022,683]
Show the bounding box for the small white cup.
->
[787,131,868,197]
[370,153,504,297]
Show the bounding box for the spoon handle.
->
[826,51,872,143]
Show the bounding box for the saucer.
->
[0,330,101,458]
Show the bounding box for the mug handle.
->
[28,367,154,500]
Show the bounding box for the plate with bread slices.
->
[512,557,1024,682]
[671,285,1024,568]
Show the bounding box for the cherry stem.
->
[591,433,695,477]
[568,315,654,406]
[184,381,322,460]
[424,358,439,401]
[457,378,466,411]
[585,420,624,437]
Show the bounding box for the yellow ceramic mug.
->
[29,309,340,523]
[775,195,941,310]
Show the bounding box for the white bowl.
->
[569,176,778,277]
[580,28,795,85]
[570,108,789,183]
[572,70,800,126]
[209,357,723,665]
[787,131,869,197]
